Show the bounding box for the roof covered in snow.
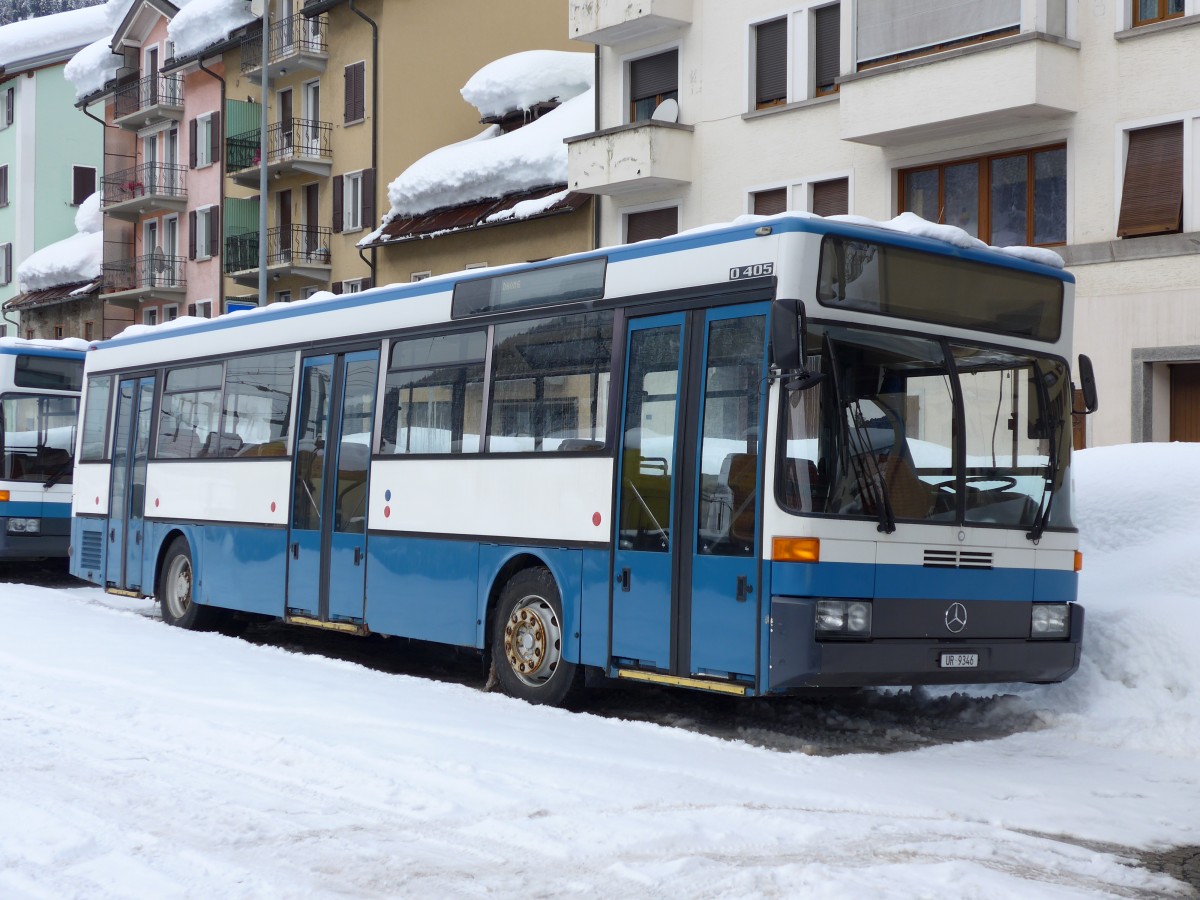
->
[167,0,255,61]
[15,192,104,292]
[0,5,112,73]
[461,50,593,121]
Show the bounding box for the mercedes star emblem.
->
[944,602,968,634]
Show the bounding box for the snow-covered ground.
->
[0,443,1197,898]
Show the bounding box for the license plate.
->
[940,652,978,668]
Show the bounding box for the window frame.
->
[1132,0,1186,27]
[624,205,679,243]
[195,112,214,168]
[747,2,841,111]
[342,170,363,231]
[897,143,1068,247]
[1117,119,1185,238]
[0,163,9,207]
[1,242,12,286]
[626,47,680,123]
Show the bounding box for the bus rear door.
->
[107,375,155,593]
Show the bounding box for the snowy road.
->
[1,443,1198,898]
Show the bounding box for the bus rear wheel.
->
[491,568,580,706]
[159,537,214,630]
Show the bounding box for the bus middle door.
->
[106,375,155,593]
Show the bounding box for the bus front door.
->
[107,375,155,593]
[287,350,379,626]
[613,303,769,685]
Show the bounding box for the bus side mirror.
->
[1077,354,1098,414]
[771,298,825,392]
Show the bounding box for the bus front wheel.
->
[159,537,213,630]
[491,568,580,706]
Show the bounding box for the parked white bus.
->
[70,215,1096,705]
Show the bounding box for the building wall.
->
[181,60,226,312]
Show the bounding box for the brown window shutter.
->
[813,3,841,95]
[189,118,198,168]
[0,165,7,205]
[1118,122,1183,238]
[331,280,343,294]
[753,188,787,216]
[345,62,365,123]
[626,207,678,243]
[630,50,678,104]
[812,177,849,217]
[209,206,220,258]
[188,210,197,259]
[2,243,10,285]
[361,168,375,228]
[332,174,344,232]
[212,112,222,164]
[5,89,12,127]
[355,63,366,120]
[755,18,787,107]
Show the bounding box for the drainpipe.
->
[257,5,270,306]
[591,44,600,250]
[198,56,226,314]
[349,0,378,284]
[79,99,116,338]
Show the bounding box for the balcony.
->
[566,121,693,196]
[241,15,328,83]
[101,254,187,306]
[112,73,184,130]
[226,119,333,187]
[100,164,187,221]
[839,33,1079,147]
[224,224,333,287]
[568,0,691,45]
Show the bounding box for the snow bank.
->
[0,4,110,70]
[168,0,255,59]
[74,191,102,234]
[460,50,593,120]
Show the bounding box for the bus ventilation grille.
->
[923,549,993,570]
[79,530,104,570]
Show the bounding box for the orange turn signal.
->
[773,537,820,563]
[1074,551,1083,572]
[0,490,9,502]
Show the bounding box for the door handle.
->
[109,528,115,542]
[135,531,142,545]
[736,575,752,603]
[353,546,363,566]
[291,542,299,559]
[618,567,631,592]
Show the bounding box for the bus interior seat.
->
[621,449,671,547]
[202,431,244,458]
[722,453,759,545]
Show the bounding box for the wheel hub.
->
[504,597,562,687]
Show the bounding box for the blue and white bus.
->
[70,215,1096,704]
[1,340,84,561]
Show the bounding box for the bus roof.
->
[94,214,1073,353]
[0,338,87,360]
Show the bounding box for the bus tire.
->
[491,567,580,706]
[158,537,213,631]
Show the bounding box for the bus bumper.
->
[767,596,1084,691]
[0,517,71,561]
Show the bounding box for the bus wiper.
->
[43,460,72,489]
[847,402,896,534]
[1026,417,1062,542]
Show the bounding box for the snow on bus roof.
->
[0,336,88,355]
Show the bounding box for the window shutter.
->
[755,18,787,107]
[355,63,366,120]
[1118,122,1183,238]
[345,62,365,123]
[187,303,197,317]
[630,50,678,103]
[2,243,11,285]
[753,188,787,216]
[189,118,198,168]
[361,168,375,228]
[0,165,7,206]
[626,207,678,243]
[209,206,220,258]
[332,174,344,232]
[5,88,12,127]
[212,112,222,164]
[813,3,841,95]
[812,177,849,216]
[331,281,343,295]
[188,210,197,260]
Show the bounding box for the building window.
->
[411,271,432,282]
[812,4,841,96]
[54,325,64,340]
[25,329,33,340]
[344,61,366,123]
[187,300,213,318]
[190,206,219,260]
[3,87,13,129]
[163,305,179,322]
[192,113,219,168]
[629,49,678,122]
[1118,122,1183,238]
[857,0,1019,69]
[301,286,319,300]
[899,145,1066,246]
[343,171,362,230]
[144,307,159,326]
[1133,0,1185,26]
[625,207,678,242]
[0,164,8,206]
[1,242,10,285]
[811,177,849,216]
[84,322,94,341]
[333,169,373,233]
[751,4,840,109]
[752,187,788,215]
[464,262,488,270]
[276,290,292,304]
[754,18,788,109]
[72,166,96,206]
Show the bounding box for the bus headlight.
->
[6,518,40,534]
[1031,603,1069,638]
[815,600,872,638]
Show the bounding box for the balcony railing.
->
[101,163,187,208]
[226,119,333,174]
[103,254,188,294]
[112,72,184,121]
[241,15,328,74]
[224,224,333,275]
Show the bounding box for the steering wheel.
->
[936,475,1018,495]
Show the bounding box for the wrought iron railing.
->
[102,254,187,294]
[224,224,333,274]
[226,118,333,174]
[241,15,328,73]
[113,72,184,120]
[100,163,187,207]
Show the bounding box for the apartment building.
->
[566,0,1200,447]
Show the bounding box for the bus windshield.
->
[0,394,79,485]
[779,324,1073,533]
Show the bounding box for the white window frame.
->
[622,201,680,243]
[144,306,159,326]
[163,304,179,322]
[194,205,215,260]
[746,2,842,111]
[464,262,488,270]
[343,170,363,231]
[1114,111,1200,236]
[276,290,293,304]
[410,271,432,282]
[746,181,791,215]
[195,112,215,168]
[623,42,682,125]
[0,242,11,285]
[1,86,13,132]
[342,278,369,293]
[301,286,319,299]
[189,299,213,318]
